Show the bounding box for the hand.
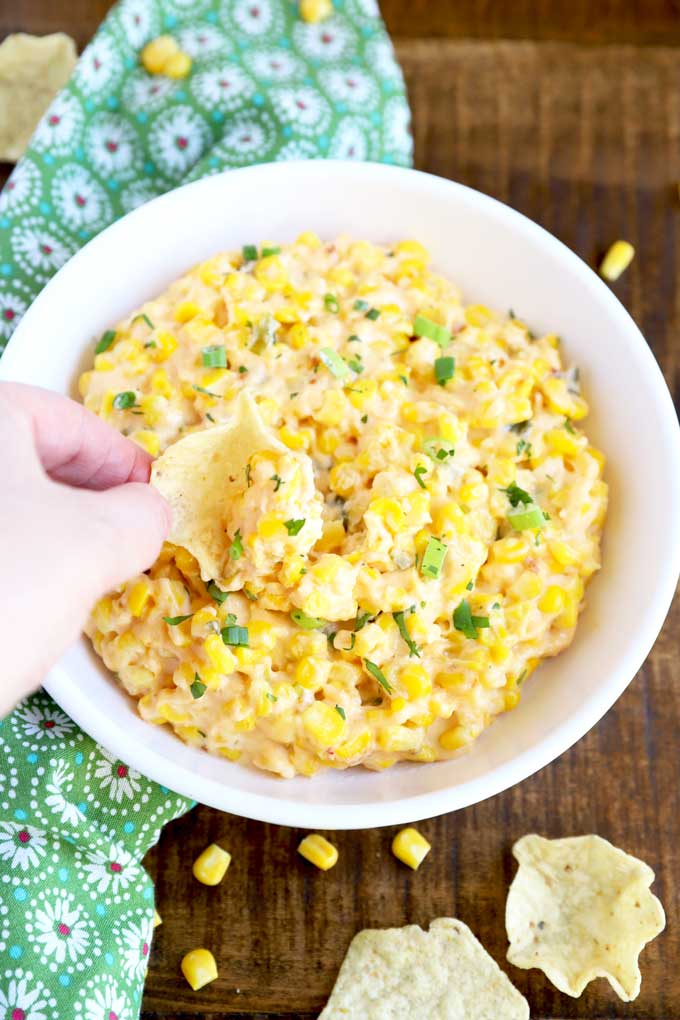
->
[0,382,170,715]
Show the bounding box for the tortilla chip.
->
[151,392,288,583]
[319,917,529,1020]
[506,833,665,1001]
[0,33,77,161]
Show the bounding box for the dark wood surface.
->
[2,3,680,1018]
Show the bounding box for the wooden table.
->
[2,3,679,1018]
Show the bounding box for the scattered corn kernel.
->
[192,843,231,886]
[298,833,338,870]
[600,240,635,282]
[392,827,431,870]
[181,947,218,991]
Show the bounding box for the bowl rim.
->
[4,159,680,828]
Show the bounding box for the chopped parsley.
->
[361,414,368,423]
[453,599,489,640]
[95,329,116,354]
[266,691,278,702]
[466,581,474,591]
[112,391,137,410]
[414,464,428,489]
[229,530,243,560]
[393,609,421,658]
[163,614,192,626]
[516,438,532,458]
[190,674,206,699]
[353,299,369,312]
[221,625,249,646]
[501,482,533,507]
[347,334,362,343]
[238,365,248,374]
[207,581,228,604]
[365,307,380,321]
[324,293,340,313]
[423,437,455,461]
[242,244,258,262]
[285,518,305,536]
[364,659,392,693]
[509,419,531,434]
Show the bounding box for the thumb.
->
[83,482,171,595]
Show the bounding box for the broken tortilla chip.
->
[506,833,665,1001]
[319,917,529,1020]
[0,33,77,161]
[151,392,316,585]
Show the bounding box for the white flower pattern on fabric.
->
[229,0,280,37]
[382,94,413,159]
[31,92,85,157]
[30,891,93,965]
[11,700,75,743]
[214,111,276,163]
[122,70,175,115]
[74,974,132,1020]
[79,842,136,896]
[190,63,256,112]
[270,87,331,136]
[0,970,57,1020]
[177,23,231,58]
[320,68,377,109]
[44,758,83,826]
[113,910,153,981]
[293,18,356,61]
[116,0,162,49]
[247,48,305,83]
[275,138,319,161]
[120,179,159,214]
[0,159,42,216]
[51,164,113,233]
[73,35,122,97]
[91,747,142,804]
[0,822,47,871]
[149,105,212,177]
[85,113,141,183]
[365,36,403,83]
[328,117,370,161]
[0,289,28,344]
[10,217,73,280]
[349,0,381,16]
[0,900,9,954]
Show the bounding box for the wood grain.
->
[2,4,680,1019]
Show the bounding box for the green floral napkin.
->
[0,0,411,1012]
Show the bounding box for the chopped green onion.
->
[238,365,248,374]
[112,391,137,410]
[95,329,116,354]
[261,245,281,257]
[335,705,346,720]
[364,658,392,693]
[434,355,455,386]
[221,625,249,646]
[266,691,278,702]
[398,374,408,386]
[324,293,340,313]
[492,601,501,610]
[347,334,362,343]
[319,347,350,379]
[229,530,243,561]
[206,412,215,422]
[413,314,451,347]
[420,536,448,579]
[192,384,221,398]
[271,474,283,492]
[564,417,575,434]
[453,599,486,640]
[291,609,327,629]
[423,437,455,462]
[509,419,531,434]
[207,581,228,604]
[190,674,206,699]
[242,244,258,261]
[354,609,373,632]
[201,344,227,368]
[132,313,154,329]
[347,358,364,374]
[392,610,421,658]
[517,669,528,686]
[414,465,428,489]
[353,299,369,312]
[508,504,546,531]
[285,519,305,536]
[361,414,368,423]
[144,341,157,349]
[365,307,380,321]
[245,463,251,487]
[466,581,474,591]
[163,614,192,626]
[243,587,258,601]
[501,483,532,507]
[516,439,532,458]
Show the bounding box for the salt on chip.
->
[506,833,665,1001]
[0,33,77,161]
[318,917,529,1020]
[151,392,290,582]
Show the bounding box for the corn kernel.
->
[257,514,288,540]
[175,300,201,323]
[299,0,334,21]
[131,430,161,457]
[128,578,152,617]
[399,663,432,700]
[317,388,348,427]
[439,724,475,751]
[204,633,236,674]
[298,833,338,870]
[538,585,567,614]
[295,655,330,691]
[151,330,178,362]
[600,240,635,282]
[465,304,492,327]
[302,701,346,748]
[548,539,577,566]
[545,428,581,457]
[278,425,310,450]
[335,728,372,761]
[181,948,218,991]
[510,572,543,601]
[378,726,422,752]
[94,353,114,372]
[392,827,431,870]
[491,535,530,564]
[367,497,405,533]
[541,376,589,420]
[163,50,192,78]
[141,34,179,74]
[192,843,231,886]
[254,254,287,291]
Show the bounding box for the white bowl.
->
[3,161,679,828]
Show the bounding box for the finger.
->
[0,382,153,489]
[82,481,171,594]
